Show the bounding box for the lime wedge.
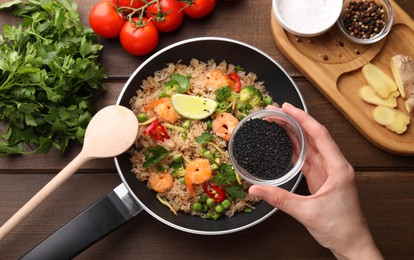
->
[171,94,217,120]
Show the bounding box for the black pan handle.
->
[22,184,142,260]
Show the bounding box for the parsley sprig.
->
[0,0,107,154]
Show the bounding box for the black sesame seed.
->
[233,118,293,180]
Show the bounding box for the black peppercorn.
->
[342,0,387,39]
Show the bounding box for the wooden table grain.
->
[1,0,413,259]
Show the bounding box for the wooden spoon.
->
[0,105,138,240]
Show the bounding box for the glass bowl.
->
[272,0,343,37]
[228,109,306,186]
[337,0,394,44]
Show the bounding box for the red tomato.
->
[112,0,145,9]
[120,17,159,56]
[89,1,126,38]
[181,0,216,18]
[146,0,184,32]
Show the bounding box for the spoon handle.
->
[0,153,88,240]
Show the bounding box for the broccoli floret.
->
[215,86,232,102]
[239,86,263,107]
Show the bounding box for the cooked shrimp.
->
[185,158,212,196]
[212,112,239,141]
[153,99,179,123]
[206,69,234,90]
[149,171,174,193]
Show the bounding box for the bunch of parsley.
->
[0,0,107,155]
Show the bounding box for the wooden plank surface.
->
[0,0,413,259]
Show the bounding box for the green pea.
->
[200,148,208,156]
[182,120,191,129]
[206,211,214,218]
[181,132,188,140]
[206,119,212,129]
[206,198,216,208]
[244,208,253,213]
[211,213,222,220]
[198,194,208,203]
[264,96,273,105]
[178,177,185,185]
[137,113,148,123]
[211,163,218,170]
[172,154,182,163]
[203,150,212,158]
[236,115,245,121]
[192,202,202,212]
[221,199,231,209]
[215,204,224,213]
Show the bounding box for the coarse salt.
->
[275,0,342,35]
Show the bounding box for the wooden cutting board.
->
[271,0,414,156]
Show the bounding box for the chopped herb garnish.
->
[195,132,215,144]
[163,73,190,95]
[225,185,246,200]
[143,145,169,168]
[214,163,237,185]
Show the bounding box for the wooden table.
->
[1,0,413,259]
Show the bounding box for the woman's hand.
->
[249,103,382,260]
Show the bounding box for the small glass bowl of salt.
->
[272,0,343,37]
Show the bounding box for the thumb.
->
[249,185,304,218]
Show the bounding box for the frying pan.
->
[22,37,307,259]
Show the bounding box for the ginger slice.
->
[359,85,398,108]
[372,105,410,134]
[362,63,398,99]
[390,55,414,113]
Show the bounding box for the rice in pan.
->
[130,59,275,219]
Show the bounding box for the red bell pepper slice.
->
[229,72,241,93]
[143,119,170,142]
[203,183,227,203]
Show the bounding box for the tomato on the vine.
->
[89,1,126,38]
[146,0,184,32]
[120,17,159,56]
[181,0,216,18]
[112,0,145,9]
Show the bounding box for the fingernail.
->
[282,102,293,109]
[249,186,263,198]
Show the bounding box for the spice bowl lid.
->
[272,0,343,37]
[228,109,306,186]
[337,0,394,45]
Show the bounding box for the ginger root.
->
[362,63,398,99]
[372,105,410,134]
[390,55,414,114]
[359,85,398,108]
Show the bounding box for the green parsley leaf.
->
[214,163,237,185]
[0,0,106,154]
[170,74,190,93]
[162,74,190,96]
[195,132,215,144]
[143,146,169,168]
[225,185,246,200]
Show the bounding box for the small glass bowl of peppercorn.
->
[228,109,306,186]
[337,0,394,44]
